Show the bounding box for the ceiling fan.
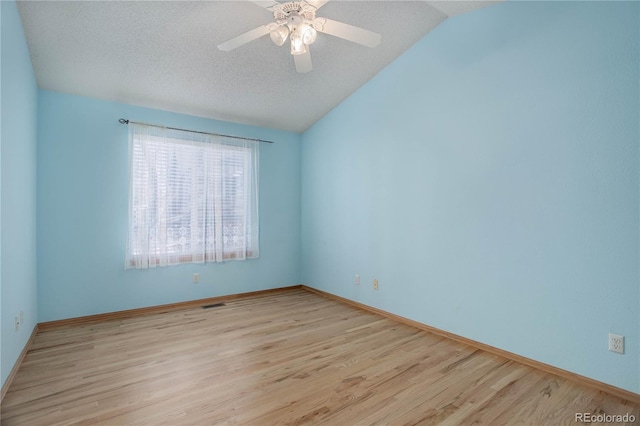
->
[217,0,382,73]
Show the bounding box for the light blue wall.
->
[301,1,640,393]
[37,91,301,322]
[1,0,39,387]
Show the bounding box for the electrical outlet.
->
[15,315,20,331]
[609,333,624,354]
[193,273,199,283]
[373,279,379,290]
[354,275,360,285]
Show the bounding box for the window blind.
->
[126,124,259,269]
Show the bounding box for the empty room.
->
[1,0,639,424]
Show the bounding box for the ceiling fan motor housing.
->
[273,2,317,25]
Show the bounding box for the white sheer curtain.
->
[125,123,259,269]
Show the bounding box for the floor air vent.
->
[202,303,226,309]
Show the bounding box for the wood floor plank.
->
[2,288,638,425]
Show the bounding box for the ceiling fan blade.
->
[305,0,330,10]
[217,25,271,51]
[294,49,313,73]
[314,18,381,48]
[249,0,280,10]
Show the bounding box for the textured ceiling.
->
[17,1,497,132]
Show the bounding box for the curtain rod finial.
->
[119,118,129,124]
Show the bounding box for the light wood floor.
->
[2,288,639,425]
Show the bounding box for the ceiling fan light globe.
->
[301,25,317,45]
[290,32,307,55]
[290,42,307,55]
[270,26,289,47]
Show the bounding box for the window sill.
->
[128,251,256,268]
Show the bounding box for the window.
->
[126,124,259,269]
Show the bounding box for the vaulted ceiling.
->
[17,1,497,132]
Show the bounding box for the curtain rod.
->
[118,119,274,144]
